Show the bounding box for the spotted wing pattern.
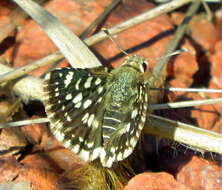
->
[44,67,107,162]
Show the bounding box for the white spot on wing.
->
[143,104,147,111]
[79,136,84,142]
[117,152,123,161]
[133,137,138,147]
[145,94,148,102]
[93,119,99,129]
[72,144,80,153]
[75,79,81,90]
[75,102,82,108]
[67,116,72,122]
[136,130,140,138]
[138,123,144,130]
[64,72,74,87]
[123,148,132,158]
[95,78,102,85]
[65,93,72,100]
[126,123,131,132]
[82,113,89,123]
[87,114,95,127]
[83,99,92,108]
[84,77,93,88]
[97,97,103,103]
[54,131,64,142]
[53,120,63,129]
[131,109,138,119]
[97,86,103,94]
[100,148,106,161]
[45,104,52,110]
[141,115,146,123]
[106,157,114,168]
[45,73,51,80]
[73,93,82,103]
[130,138,137,147]
[87,142,94,148]
[63,139,71,148]
[48,112,55,118]
[90,147,101,160]
[110,147,115,153]
[139,86,143,99]
[79,149,90,161]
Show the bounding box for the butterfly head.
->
[121,55,148,73]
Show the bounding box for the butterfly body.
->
[44,55,150,167]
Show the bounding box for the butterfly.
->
[43,55,151,167]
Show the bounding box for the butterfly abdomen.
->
[102,109,124,141]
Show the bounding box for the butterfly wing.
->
[43,67,108,162]
[100,83,149,167]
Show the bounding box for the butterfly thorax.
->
[109,67,140,104]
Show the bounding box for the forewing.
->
[43,67,108,162]
[100,83,149,167]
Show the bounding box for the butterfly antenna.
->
[147,49,188,62]
[102,28,128,56]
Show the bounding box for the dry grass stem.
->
[152,87,222,93]
[0,118,49,129]
[0,52,63,84]
[80,0,121,39]
[146,114,222,155]
[150,98,222,110]
[152,0,201,78]
[13,0,101,68]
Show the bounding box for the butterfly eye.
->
[142,61,148,72]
